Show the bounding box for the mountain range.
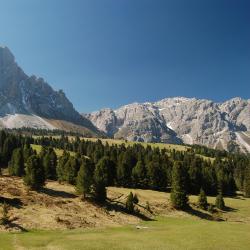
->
[0,46,249,153]
[86,97,250,153]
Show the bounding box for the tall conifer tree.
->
[24,155,45,190]
[244,164,250,197]
[76,159,94,199]
[170,161,188,209]
[9,148,24,176]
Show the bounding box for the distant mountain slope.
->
[86,97,250,153]
[0,46,100,136]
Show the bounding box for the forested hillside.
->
[1,130,250,203]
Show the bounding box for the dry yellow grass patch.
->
[0,176,140,232]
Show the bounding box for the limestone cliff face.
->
[87,97,250,153]
[86,103,181,144]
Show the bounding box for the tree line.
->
[0,130,250,210]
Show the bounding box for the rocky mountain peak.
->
[0,46,100,135]
[0,46,15,65]
[87,97,250,153]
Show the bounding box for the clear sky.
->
[0,0,249,112]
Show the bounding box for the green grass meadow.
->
[1,216,250,250]
[1,193,250,250]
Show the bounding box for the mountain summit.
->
[86,97,250,153]
[0,46,99,135]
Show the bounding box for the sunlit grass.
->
[1,187,249,250]
[1,215,249,250]
[31,144,75,157]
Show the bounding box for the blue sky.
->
[0,0,249,112]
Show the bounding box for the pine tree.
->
[0,130,7,150]
[23,155,45,190]
[133,193,139,204]
[95,156,116,186]
[93,157,108,202]
[201,164,217,195]
[198,188,208,210]
[8,148,24,176]
[244,165,250,198]
[132,160,144,187]
[43,154,51,179]
[116,151,136,187]
[170,161,188,209]
[56,154,79,185]
[126,192,135,213]
[215,193,225,210]
[43,148,57,180]
[149,159,167,191]
[56,151,70,183]
[215,161,236,196]
[39,146,47,159]
[23,143,34,162]
[2,137,14,165]
[64,156,79,184]
[188,159,202,194]
[76,159,94,199]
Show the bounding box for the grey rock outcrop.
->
[86,97,250,153]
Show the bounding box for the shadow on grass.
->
[40,187,77,199]
[1,217,28,232]
[222,206,238,213]
[184,206,224,221]
[105,198,154,221]
[0,196,23,208]
[7,221,28,232]
[230,195,246,200]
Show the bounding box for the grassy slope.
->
[32,136,191,152]
[31,144,75,157]
[82,137,191,152]
[81,138,215,162]
[33,136,214,162]
[0,187,250,250]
